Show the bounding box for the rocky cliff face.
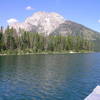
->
[10,11,100,40]
[10,12,65,35]
[51,21,100,40]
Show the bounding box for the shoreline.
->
[0,50,95,56]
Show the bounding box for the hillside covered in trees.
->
[0,26,94,55]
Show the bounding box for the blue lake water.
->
[0,53,100,100]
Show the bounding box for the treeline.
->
[0,26,93,54]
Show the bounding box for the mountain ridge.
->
[10,11,100,41]
[10,11,65,35]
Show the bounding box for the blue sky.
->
[0,0,100,32]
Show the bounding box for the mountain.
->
[10,11,100,41]
[10,12,65,35]
[51,20,100,40]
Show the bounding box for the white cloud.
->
[7,18,18,25]
[26,6,34,10]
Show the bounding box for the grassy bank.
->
[0,49,93,56]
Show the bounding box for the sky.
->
[0,0,100,32]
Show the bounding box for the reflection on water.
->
[0,53,100,100]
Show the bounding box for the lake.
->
[0,53,100,100]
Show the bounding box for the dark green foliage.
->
[0,26,93,53]
[4,27,17,50]
[0,32,4,50]
[0,27,5,51]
